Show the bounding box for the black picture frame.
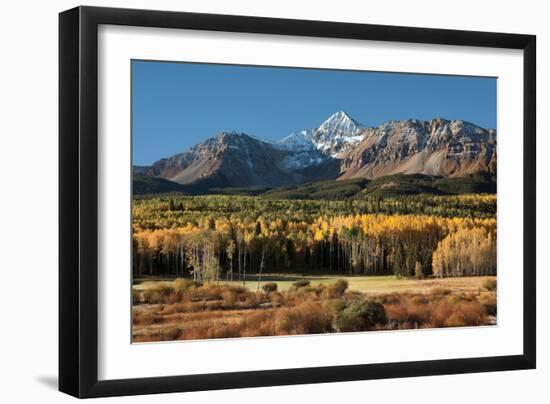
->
[59,5,536,398]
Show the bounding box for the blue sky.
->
[132,60,496,165]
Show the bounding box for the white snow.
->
[277,111,365,160]
[278,130,316,152]
[280,150,325,169]
[316,111,363,137]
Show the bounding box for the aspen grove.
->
[132,195,496,282]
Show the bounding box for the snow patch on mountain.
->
[278,130,316,152]
[278,111,365,161]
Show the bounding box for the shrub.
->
[161,304,177,315]
[166,292,182,304]
[464,292,478,302]
[479,294,497,316]
[142,289,164,304]
[430,287,452,296]
[189,284,225,301]
[173,278,195,292]
[310,284,326,296]
[206,300,224,310]
[385,304,408,323]
[221,290,238,308]
[292,279,310,289]
[335,300,387,332]
[323,297,347,316]
[162,327,182,340]
[483,279,497,292]
[411,294,428,305]
[172,302,189,313]
[448,293,468,304]
[327,279,348,298]
[133,310,156,326]
[140,284,177,304]
[207,322,244,339]
[444,301,486,327]
[154,284,175,296]
[141,289,153,304]
[262,282,278,293]
[269,291,285,307]
[242,311,276,337]
[377,293,402,305]
[132,289,142,305]
[275,302,332,335]
[242,291,262,308]
[343,290,364,301]
[400,300,430,326]
[430,300,455,327]
[227,285,248,294]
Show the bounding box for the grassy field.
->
[132,275,497,342]
[134,274,495,295]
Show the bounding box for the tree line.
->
[132,195,496,281]
[134,193,496,230]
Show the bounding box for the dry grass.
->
[132,279,497,342]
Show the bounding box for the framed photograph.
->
[59,6,536,398]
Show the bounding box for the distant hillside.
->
[261,178,367,200]
[432,173,496,195]
[134,171,495,199]
[261,173,495,200]
[133,175,189,195]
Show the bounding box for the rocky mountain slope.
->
[142,131,339,188]
[339,118,497,179]
[138,112,496,189]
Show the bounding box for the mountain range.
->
[136,111,496,193]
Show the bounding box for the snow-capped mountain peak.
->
[141,116,496,190]
[317,111,362,137]
[277,111,365,157]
